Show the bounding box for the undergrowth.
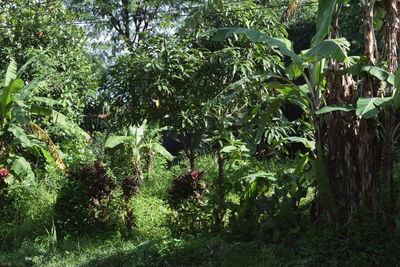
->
[1,156,400,266]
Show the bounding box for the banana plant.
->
[0,59,85,180]
[105,120,173,181]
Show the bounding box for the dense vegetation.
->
[1,0,400,266]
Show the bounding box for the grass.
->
[1,155,400,266]
[2,223,399,266]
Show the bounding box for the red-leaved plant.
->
[0,168,9,195]
[168,169,206,207]
[65,161,116,225]
[0,168,10,216]
[121,176,141,231]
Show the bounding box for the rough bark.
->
[365,0,379,65]
[381,0,399,219]
[382,0,399,75]
[322,1,381,221]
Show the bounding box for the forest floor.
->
[1,222,400,267]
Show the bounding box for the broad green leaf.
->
[10,156,35,180]
[30,105,88,136]
[31,105,68,126]
[104,136,134,148]
[129,123,145,146]
[284,137,315,150]
[17,78,39,101]
[361,66,394,86]
[148,143,174,161]
[220,145,236,153]
[205,28,303,64]
[392,68,400,107]
[316,104,355,115]
[12,102,29,124]
[305,39,349,62]
[8,125,33,148]
[32,97,62,106]
[15,58,35,78]
[1,79,24,118]
[243,172,276,183]
[311,0,339,46]
[356,97,392,118]
[2,60,17,87]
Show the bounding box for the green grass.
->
[1,155,400,266]
[2,223,399,266]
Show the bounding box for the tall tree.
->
[67,0,200,52]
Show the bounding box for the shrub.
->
[168,169,206,207]
[0,168,10,219]
[54,161,123,235]
[121,176,141,231]
[166,169,215,237]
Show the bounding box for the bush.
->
[0,168,10,216]
[54,161,124,235]
[168,169,206,208]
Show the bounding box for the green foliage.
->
[0,0,99,123]
[103,1,287,165]
[54,161,124,236]
[0,60,70,179]
[0,180,57,251]
[104,121,172,180]
[131,195,172,239]
[3,1,400,267]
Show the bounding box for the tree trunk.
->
[146,149,154,179]
[381,0,399,222]
[322,1,381,221]
[382,0,399,75]
[135,158,144,182]
[216,150,225,224]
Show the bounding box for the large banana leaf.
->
[1,60,17,87]
[304,38,349,62]
[356,97,392,119]
[129,124,145,146]
[30,105,89,138]
[316,104,355,115]
[1,79,24,119]
[146,143,174,161]
[311,0,339,46]
[8,155,35,181]
[105,136,134,148]
[316,98,392,119]
[8,125,33,148]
